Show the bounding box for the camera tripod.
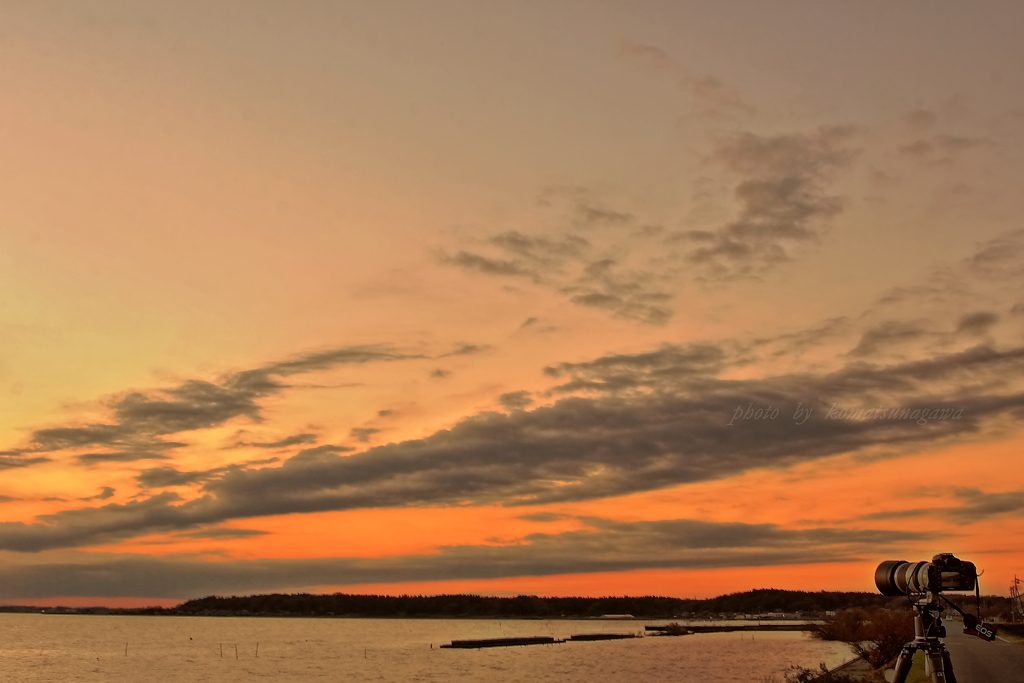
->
[888,592,956,683]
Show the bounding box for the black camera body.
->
[875,553,978,596]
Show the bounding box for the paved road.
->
[942,626,1024,682]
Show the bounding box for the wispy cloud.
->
[899,134,995,164]
[0,454,52,470]
[438,343,492,358]
[856,487,1024,525]
[79,487,115,502]
[618,39,755,118]
[671,125,860,279]
[3,345,422,467]
[349,428,380,443]
[231,433,318,449]
[498,391,534,411]
[439,126,859,321]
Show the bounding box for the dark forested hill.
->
[170,589,899,618]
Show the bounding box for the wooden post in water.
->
[220,643,223,658]
[256,642,259,658]
[125,642,128,656]
[234,644,238,659]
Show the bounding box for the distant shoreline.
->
[0,588,920,618]
[0,611,813,621]
[2,588,1010,620]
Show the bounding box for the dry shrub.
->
[815,607,915,668]
[784,664,862,683]
[760,664,861,683]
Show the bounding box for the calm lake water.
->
[0,614,853,682]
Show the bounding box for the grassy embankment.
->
[999,623,1024,645]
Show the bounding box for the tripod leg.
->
[924,648,960,683]
[941,649,958,683]
[890,645,916,683]
[929,651,942,683]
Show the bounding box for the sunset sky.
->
[2,0,1023,607]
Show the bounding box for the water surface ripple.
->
[0,614,854,682]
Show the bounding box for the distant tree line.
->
[150,588,905,618]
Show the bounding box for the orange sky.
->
[2,0,1023,605]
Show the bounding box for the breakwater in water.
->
[441,633,639,648]
[646,623,817,634]
[439,623,815,648]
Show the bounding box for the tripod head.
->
[905,591,997,642]
[909,593,946,642]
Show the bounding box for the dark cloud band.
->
[2,342,1022,552]
[0,517,933,599]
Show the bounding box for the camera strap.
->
[938,592,998,642]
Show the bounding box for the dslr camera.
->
[874,553,977,596]
[875,553,997,644]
